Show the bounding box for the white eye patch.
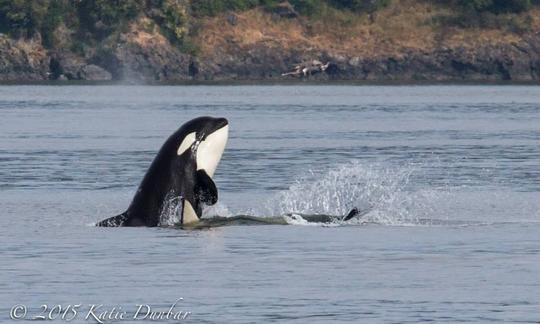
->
[177,132,196,156]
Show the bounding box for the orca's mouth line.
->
[202,122,229,140]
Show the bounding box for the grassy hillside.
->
[196,0,540,56]
[1,0,540,81]
[1,0,538,52]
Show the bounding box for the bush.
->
[435,0,534,33]
[41,0,71,47]
[0,0,49,37]
[191,0,262,17]
[289,0,325,16]
[458,10,533,32]
[457,0,531,14]
[329,0,391,13]
[161,0,188,42]
[76,0,142,37]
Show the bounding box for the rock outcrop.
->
[50,53,112,81]
[0,35,49,81]
[91,18,192,82]
[323,40,540,81]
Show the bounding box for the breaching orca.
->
[96,116,229,227]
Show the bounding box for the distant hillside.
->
[1,0,540,82]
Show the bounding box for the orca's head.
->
[176,116,229,177]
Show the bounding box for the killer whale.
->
[96,116,229,227]
[178,208,367,229]
[96,116,365,228]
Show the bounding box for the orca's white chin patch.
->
[197,124,229,177]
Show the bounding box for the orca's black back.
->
[125,130,198,226]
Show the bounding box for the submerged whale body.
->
[96,116,229,227]
[178,208,366,229]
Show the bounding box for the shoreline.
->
[3,3,540,85]
[2,79,540,86]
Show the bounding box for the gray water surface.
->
[1,85,539,323]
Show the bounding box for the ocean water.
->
[0,85,539,323]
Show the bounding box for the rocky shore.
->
[193,35,540,82]
[2,7,540,83]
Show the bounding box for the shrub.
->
[457,0,531,14]
[329,0,391,13]
[161,0,189,42]
[76,0,142,37]
[0,0,49,37]
[191,0,262,17]
[289,0,325,16]
[41,0,71,47]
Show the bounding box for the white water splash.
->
[159,195,182,226]
[203,201,233,218]
[283,214,340,227]
[160,195,234,224]
[262,161,441,225]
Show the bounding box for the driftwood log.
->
[282,60,331,77]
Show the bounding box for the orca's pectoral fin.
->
[195,169,218,205]
[96,212,129,227]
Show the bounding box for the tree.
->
[0,0,49,37]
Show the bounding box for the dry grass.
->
[195,0,540,59]
[129,17,169,47]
